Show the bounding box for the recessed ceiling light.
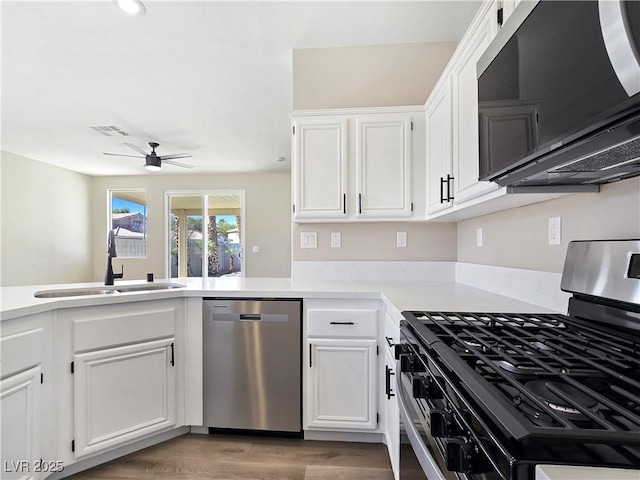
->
[114,0,146,16]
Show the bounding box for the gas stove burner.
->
[526,380,598,413]
[497,360,544,376]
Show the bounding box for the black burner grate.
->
[404,311,640,445]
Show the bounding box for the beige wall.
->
[0,151,93,286]
[91,173,291,281]
[292,222,457,261]
[293,42,458,262]
[457,177,640,273]
[293,42,457,110]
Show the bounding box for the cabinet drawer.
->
[307,309,377,338]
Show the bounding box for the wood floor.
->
[64,433,395,480]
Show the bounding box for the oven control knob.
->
[399,353,426,373]
[412,376,443,400]
[430,409,456,437]
[394,343,410,360]
[446,437,491,474]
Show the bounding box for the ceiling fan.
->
[103,142,194,170]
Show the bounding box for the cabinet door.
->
[356,116,412,218]
[426,79,453,214]
[451,7,500,205]
[1,366,42,480]
[306,338,377,430]
[292,118,348,219]
[384,348,399,480]
[73,337,176,458]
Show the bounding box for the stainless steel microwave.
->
[477,0,640,188]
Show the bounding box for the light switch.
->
[476,228,483,247]
[397,232,407,248]
[548,217,561,245]
[301,232,317,249]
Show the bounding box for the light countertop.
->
[0,276,555,321]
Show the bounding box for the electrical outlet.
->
[301,232,317,249]
[549,217,561,245]
[476,228,483,247]
[397,232,407,248]
[331,232,341,248]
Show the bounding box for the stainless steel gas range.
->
[397,240,640,480]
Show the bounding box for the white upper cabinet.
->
[292,118,348,220]
[451,3,500,205]
[291,107,422,223]
[426,78,453,215]
[356,115,413,218]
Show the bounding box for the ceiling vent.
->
[90,125,130,137]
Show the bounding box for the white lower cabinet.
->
[73,337,177,458]
[306,338,378,430]
[383,310,401,480]
[56,299,185,464]
[0,312,54,480]
[304,299,380,432]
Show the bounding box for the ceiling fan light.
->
[144,164,161,171]
[115,0,146,16]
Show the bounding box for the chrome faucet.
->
[105,230,124,286]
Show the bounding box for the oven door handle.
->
[397,379,447,480]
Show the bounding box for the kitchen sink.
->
[34,283,186,298]
[115,283,186,293]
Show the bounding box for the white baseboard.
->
[291,261,455,282]
[455,263,570,313]
[304,430,384,443]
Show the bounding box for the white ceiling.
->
[1,0,481,176]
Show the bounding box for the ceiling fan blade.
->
[124,143,150,156]
[159,153,192,161]
[163,159,195,169]
[103,152,144,158]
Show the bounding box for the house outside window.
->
[109,189,147,258]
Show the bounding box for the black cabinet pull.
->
[309,343,312,368]
[385,336,395,348]
[440,176,446,203]
[343,193,346,214]
[446,174,455,202]
[330,321,355,325]
[170,343,175,366]
[385,365,395,399]
[358,193,362,214]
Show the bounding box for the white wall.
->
[457,177,640,273]
[0,151,93,286]
[293,42,457,109]
[91,172,291,281]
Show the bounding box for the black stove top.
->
[401,308,640,474]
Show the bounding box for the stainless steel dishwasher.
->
[203,298,302,434]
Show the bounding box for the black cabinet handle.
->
[440,177,446,203]
[343,193,346,214]
[358,193,362,214]
[309,343,312,368]
[385,336,395,348]
[446,174,455,202]
[170,342,175,366]
[329,321,355,325]
[385,365,395,399]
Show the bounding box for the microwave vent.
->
[551,136,640,173]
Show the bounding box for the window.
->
[166,190,244,278]
[109,189,147,258]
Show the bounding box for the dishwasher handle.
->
[211,312,289,322]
